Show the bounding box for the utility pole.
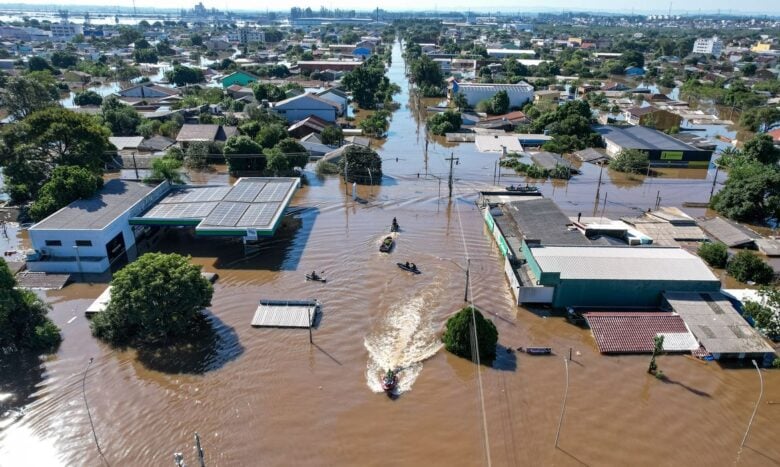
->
[709,164,720,202]
[464,258,470,302]
[446,152,459,198]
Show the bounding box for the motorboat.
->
[506,185,539,193]
[517,346,553,355]
[396,262,421,274]
[380,236,394,253]
[305,272,326,283]
[381,369,398,392]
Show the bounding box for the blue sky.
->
[7,0,779,15]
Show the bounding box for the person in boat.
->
[411,263,417,271]
[405,261,410,269]
[392,217,399,229]
[310,271,318,280]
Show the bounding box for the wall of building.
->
[548,278,721,308]
[275,107,337,123]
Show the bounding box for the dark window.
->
[75,240,93,247]
[45,240,62,247]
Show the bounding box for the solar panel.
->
[201,202,249,227]
[237,203,277,228]
[224,181,265,203]
[143,202,219,219]
[159,186,230,204]
[255,182,290,202]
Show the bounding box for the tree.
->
[339,144,382,184]
[621,50,645,68]
[320,125,343,145]
[251,83,286,102]
[610,149,649,174]
[359,110,391,138]
[50,51,79,68]
[0,260,61,353]
[274,138,309,168]
[648,335,664,377]
[255,123,288,149]
[0,107,110,203]
[0,75,59,120]
[28,56,52,72]
[101,96,142,136]
[133,48,159,64]
[726,251,775,285]
[29,166,103,221]
[90,253,213,346]
[341,58,398,109]
[741,63,757,77]
[740,107,780,132]
[223,135,265,173]
[743,288,780,337]
[710,162,780,223]
[184,142,210,169]
[741,134,779,165]
[427,110,462,136]
[698,242,728,269]
[166,65,204,86]
[73,90,103,106]
[144,157,184,184]
[190,33,204,47]
[453,92,468,110]
[441,306,498,362]
[264,147,289,175]
[409,55,443,89]
[489,90,510,114]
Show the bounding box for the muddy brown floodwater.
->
[2,41,780,467]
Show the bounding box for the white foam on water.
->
[364,292,443,394]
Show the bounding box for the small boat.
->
[397,262,421,274]
[390,220,400,232]
[517,346,552,355]
[381,369,399,392]
[506,185,539,193]
[305,273,326,283]
[380,236,394,253]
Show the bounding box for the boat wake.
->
[364,293,443,394]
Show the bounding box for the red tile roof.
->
[584,312,689,354]
[767,128,780,142]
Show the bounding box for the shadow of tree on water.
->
[0,353,46,430]
[135,310,243,375]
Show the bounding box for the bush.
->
[320,125,343,146]
[698,242,728,268]
[743,289,780,337]
[610,149,649,174]
[442,306,498,362]
[727,251,775,285]
[340,144,382,184]
[90,253,213,346]
[427,110,462,136]
[73,90,103,106]
[315,160,340,175]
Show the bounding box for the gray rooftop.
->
[502,198,599,246]
[595,125,706,153]
[31,180,157,231]
[698,217,759,248]
[529,151,574,172]
[665,291,775,355]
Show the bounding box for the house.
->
[316,88,349,116]
[692,36,724,56]
[205,39,232,51]
[449,80,534,108]
[296,60,362,73]
[476,111,530,130]
[287,115,333,139]
[767,128,780,146]
[352,47,372,59]
[116,84,181,106]
[602,81,630,92]
[109,136,145,153]
[221,70,260,88]
[273,93,339,123]
[175,124,238,146]
[225,84,255,100]
[624,107,682,132]
[534,90,560,104]
[624,66,646,76]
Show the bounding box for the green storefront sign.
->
[661,151,683,160]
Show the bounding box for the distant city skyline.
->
[0,0,778,15]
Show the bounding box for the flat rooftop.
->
[31,180,158,231]
[595,125,706,153]
[501,198,600,246]
[698,217,759,248]
[529,246,720,281]
[251,300,318,328]
[131,177,299,236]
[664,291,776,356]
[475,134,523,153]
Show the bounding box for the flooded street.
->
[2,40,780,467]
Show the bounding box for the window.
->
[75,240,93,247]
[45,240,62,247]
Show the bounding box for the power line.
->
[82,357,110,467]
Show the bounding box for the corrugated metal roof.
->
[530,246,719,281]
[698,217,759,247]
[251,300,318,328]
[595,125,704,152]
[665,291,775,355]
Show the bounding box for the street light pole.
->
[73,245,83,281]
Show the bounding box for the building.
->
[227,28,265,44]
[624,106,683,132]
[522,245,720,308]
[220,70,259,88]
[486,48,536,58]
[287,115,332,139]
[176,124,238,146]
[50,22,83,41]
[273,93,339,123]
[295,60,362,73]
[624,66,645,76]
[692,36,724,56]
[595,125,713,168]
[316,88,349,116]
[26,180,171,274]
[449,81,534,108]
[26,178,301,274]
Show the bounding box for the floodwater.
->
[2,40,780,467]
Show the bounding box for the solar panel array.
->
[135,178,298,232]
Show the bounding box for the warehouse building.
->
[595,125,713,168]
[26,178,299,274]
